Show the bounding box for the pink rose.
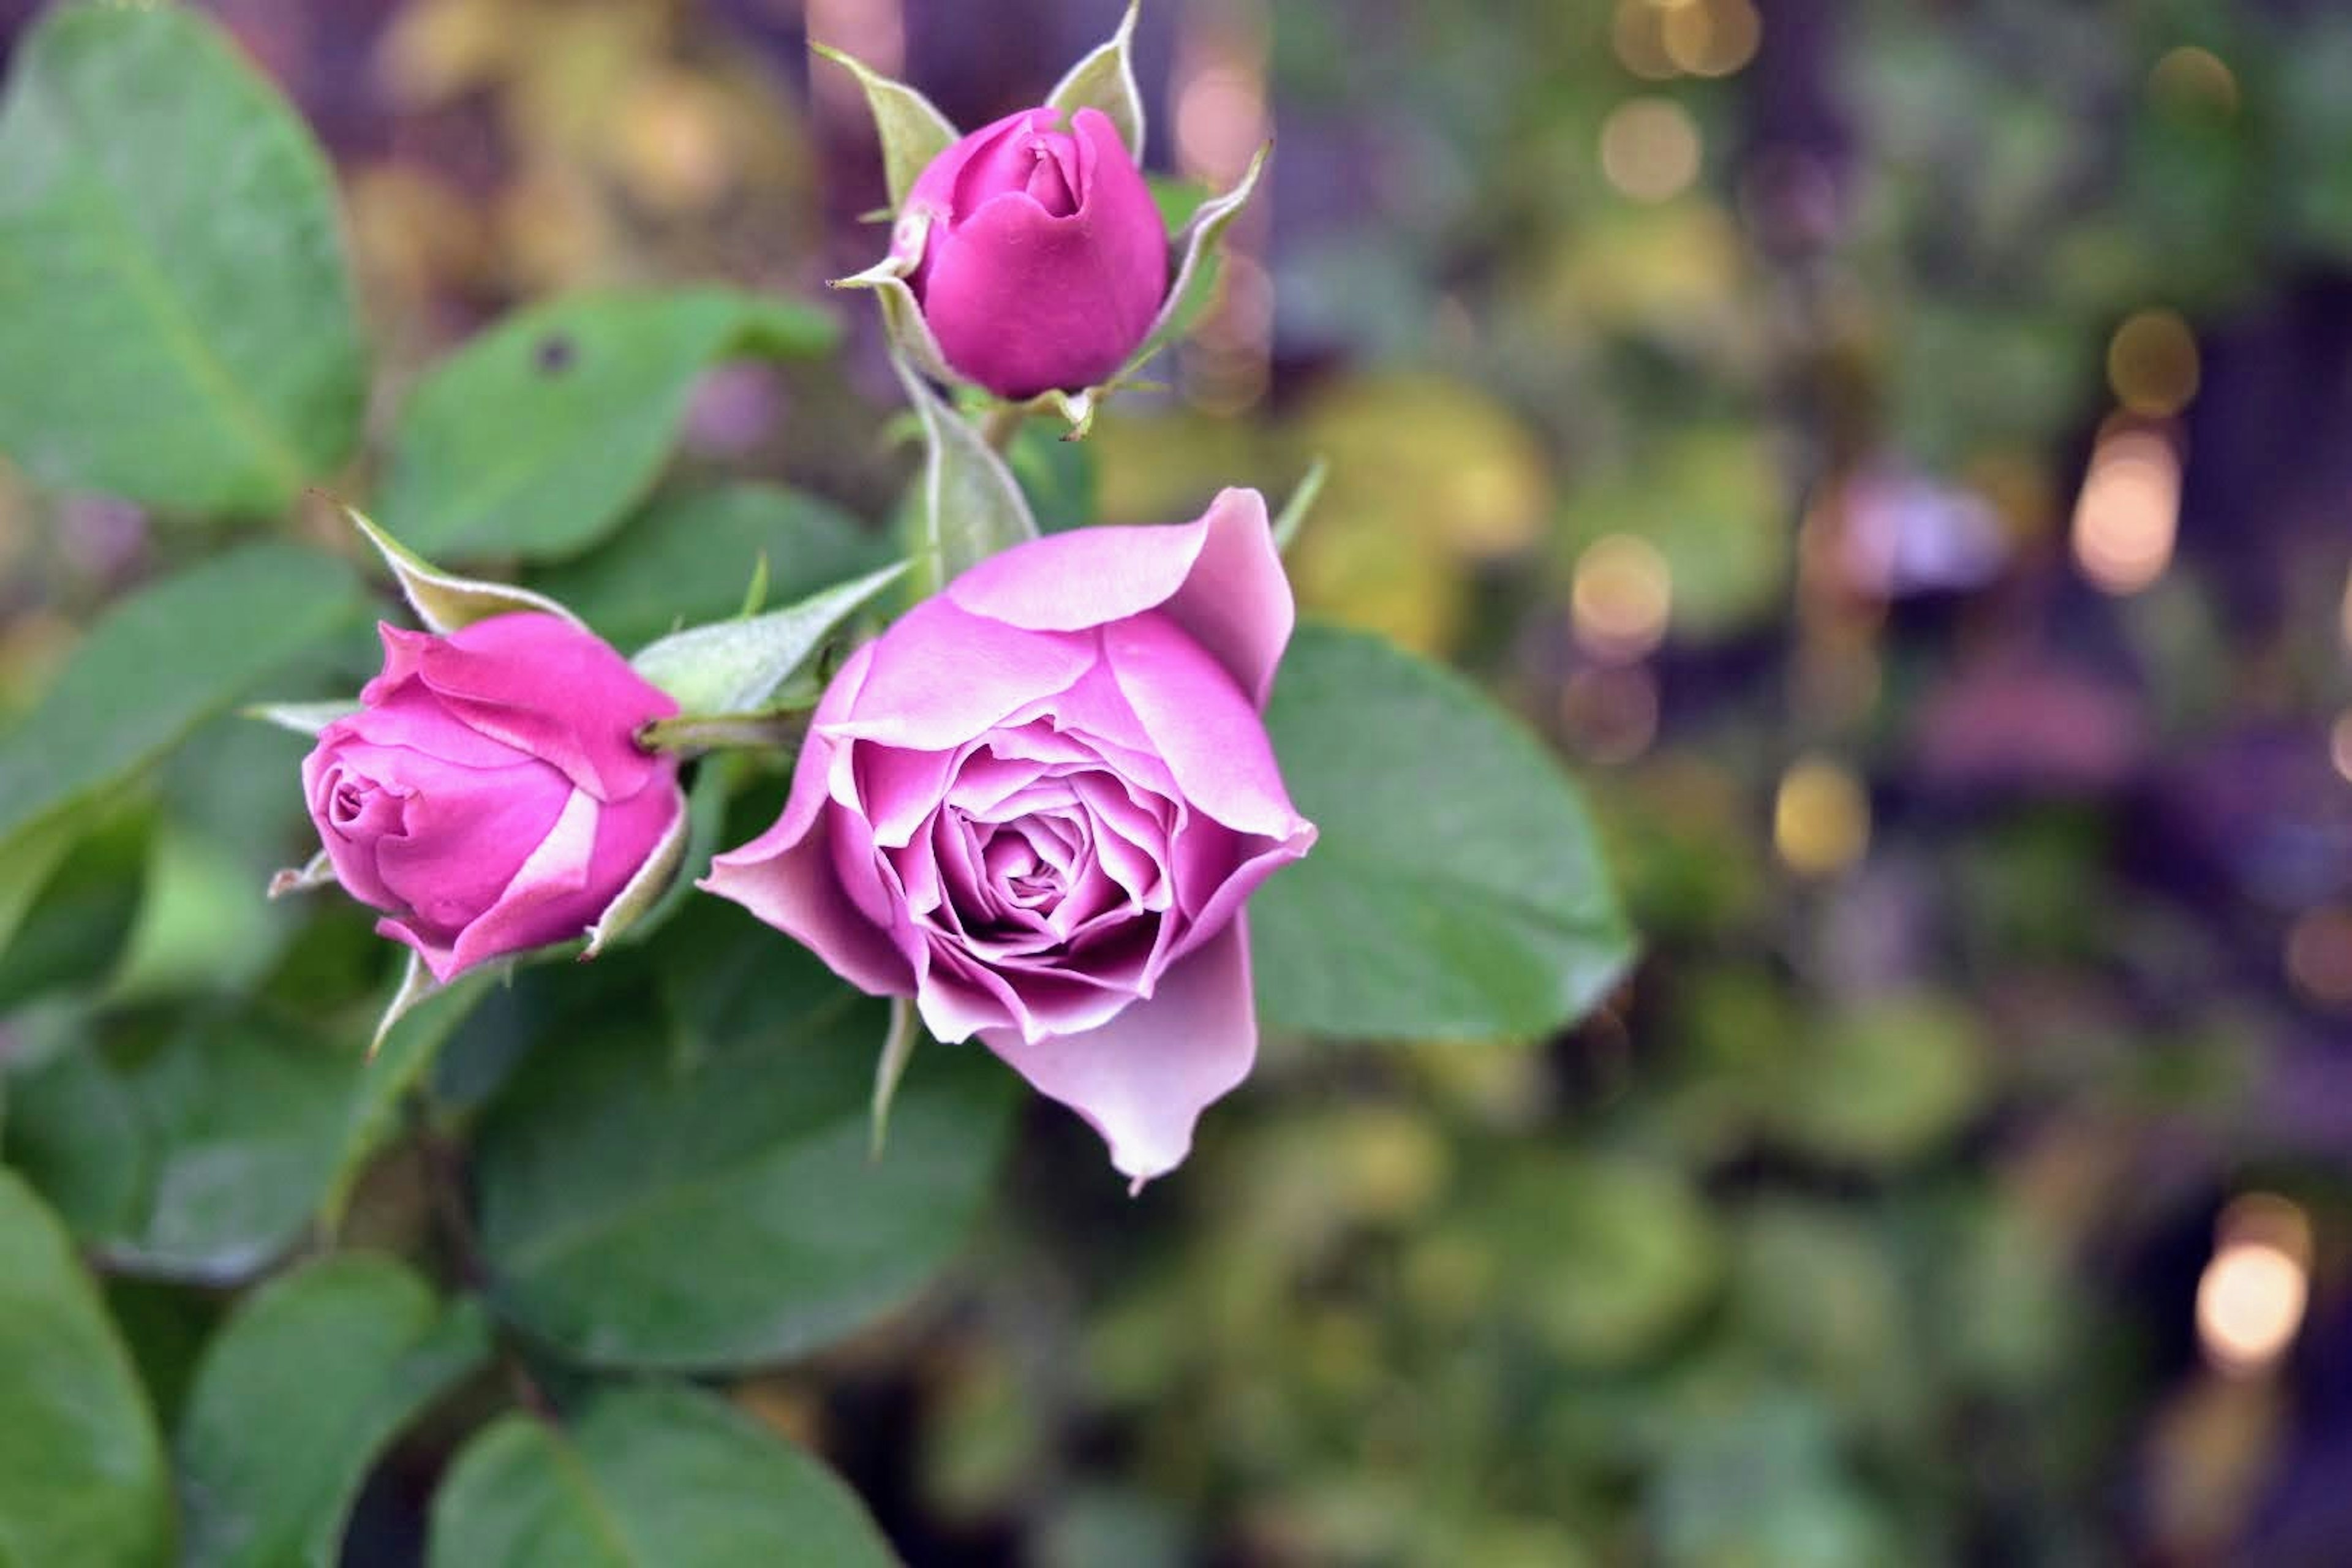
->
[704,490,1316,1185]
[899,106,1169,399]
[303,612,685,982]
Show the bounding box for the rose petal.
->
[945,489,1294,706]
[380,786,598,982]
[980,921,1260,1187]
[919,108,1167,397]
[366,750,573,934]
[1101,611,1308,839]
[410,612,676,801]
[819,597,1098,752]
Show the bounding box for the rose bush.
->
[302,611,685,982]
[704,489,1316,1185]
[893,106,1168,399]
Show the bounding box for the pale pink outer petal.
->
[1099,611,1307,839]
[979,921,1259,1188]
[945,488,1294,706]
[700,644,916,997]
[815,597,1098,752]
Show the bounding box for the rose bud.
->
[704,489,1316,1188]
[896,106,1169,400]
[302,612,685,982]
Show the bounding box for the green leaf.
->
[324,967,499,1226]
[630,563,906,714]
[5,1010,358,1281]
[529,484,891,653]
[0,1170,174,1568]
[812,42,958,211]
[176,1255,491,1568]
[0,1,364,514]
[0,543,359,859]
[1046,0,1145,162]
[1252,625,1633,1039]
[473,919,1014,1370]
[0,804,146,1009]
[895,353,1038,594]
[429,1382,894,1568]
[380,290,839,562]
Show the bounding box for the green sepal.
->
[369,949,441,1061]
[581,795,690,959]
[894,352,1041,594]
[339,502,582,636]
[242,700,355,737]
[1046,0,1145,162]
[630,561,908,716]
[265,849,335,901]
[870,998,922,1159]
[1121,140,1272,380]
[810,42,959,210]
[1272,456,1329,554]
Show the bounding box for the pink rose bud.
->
[704,489,1316,1187]
[302,612,685,982]
[899,106,1169,399]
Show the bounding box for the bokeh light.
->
[1774,755,1870,877]
[2196,1195,2313,1378]
[1660,0,1761,78]
[1572,533,1673,660]
[2332,709,2352,783]
[1600,97,1702,203]
[2072,427,2182,595]
[2107,310,2201,418]
[2285,907,2352,1009]
[2149,45,2240,117]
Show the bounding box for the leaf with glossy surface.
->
[0,544,358,856]
[1252,625,1634,1039]
[429,1382,894,1568]
[380,290,838,562]
[4,1011,358,1281]
[176,1255,490,1568]
[0,1170,173,1568]
[0,2,364,514]
[631,563,905,715]
[473,922,1014,1370]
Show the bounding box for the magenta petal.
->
[341,681,530,771]
[441,788,601,977]
[412,612,676,801]
[371,754,572,932]
[981,921,1260,1187]
[1101,611,1308,839]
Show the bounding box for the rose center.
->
[329,778,372,829]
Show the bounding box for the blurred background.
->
[5,0,2351,1562]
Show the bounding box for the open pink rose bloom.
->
[705,490,1317,1185]
[899,105,1169,399]
[302,612,685,982]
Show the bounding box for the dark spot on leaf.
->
[535,335,576,374]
